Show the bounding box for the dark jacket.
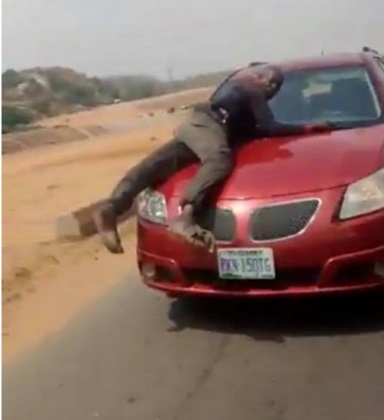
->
[209,78,306,143]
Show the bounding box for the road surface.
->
[3,276,384,420]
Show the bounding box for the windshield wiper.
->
[327,121,377,131]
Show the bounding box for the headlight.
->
[339,169,384,220]
[137,189,168,224]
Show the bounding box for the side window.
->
[209,69,243,102]
[375,58,384,78]
[209,64,266,101]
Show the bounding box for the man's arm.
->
[247,87,309,136]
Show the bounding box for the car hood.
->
[160,125,384,199]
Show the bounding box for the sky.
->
[2,0,384,78]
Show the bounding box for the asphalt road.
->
[3,277,384,420]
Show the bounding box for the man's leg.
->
[94,139,196,254]
[168,112,233,250]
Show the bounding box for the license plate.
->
[217,248,276,280]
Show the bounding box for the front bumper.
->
[136,188,384,298]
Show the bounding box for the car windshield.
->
[269,65,382,128]
[212,65,382,129]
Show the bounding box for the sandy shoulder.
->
[2,125,165,362]
[2,127,159,362]
[2,88,211,363]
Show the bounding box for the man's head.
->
[234,65,284,99]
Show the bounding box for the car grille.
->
[196,207,236,242]
[249,199,319,241]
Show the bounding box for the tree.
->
[62,85,98,107]
[2,69,23,88]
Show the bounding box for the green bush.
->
[2,105,34,132]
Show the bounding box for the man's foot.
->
[93,202,124,254]
[168,205,215,252]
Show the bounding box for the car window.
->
[211,65,382,128]
[375,58,384,79]
[269,66,382,127]
[210,63,267,103]
[210,69,243,103]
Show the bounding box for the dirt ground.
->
[2,87,212,362]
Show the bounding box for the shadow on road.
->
[167,291,384,342]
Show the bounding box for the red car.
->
[136,50,384,298]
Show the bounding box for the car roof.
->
[256,52,375,72]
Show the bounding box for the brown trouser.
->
[109,110,233,216]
